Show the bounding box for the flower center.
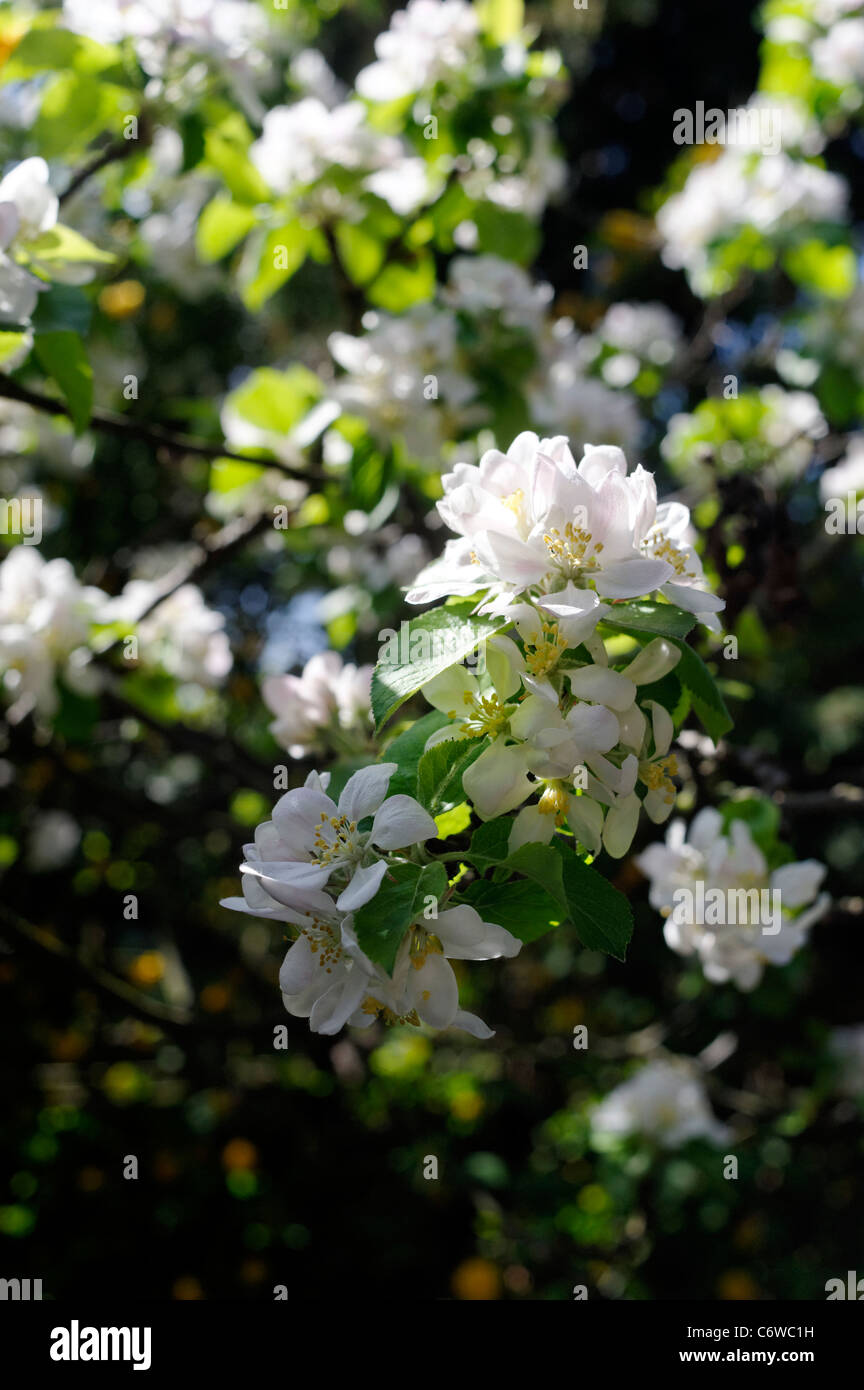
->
[538,781,569,822]
[299,917,343,973]
[313,811,362,866]
[643,531,697,580]
[524,618,567,676]
[457,690,509,736]
[543,523,603,578]
[640,753,679,799]
[409,929,445,969]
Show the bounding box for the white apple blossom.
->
[445,255,553,332]
[592,1057,730,1148]
[813,18,864,84]
[406,433,718,612]
[657,149,848,294]
[819,433,864,502]
[328,308,475,462]
[355,0,481,103]
[637,808,830,989]
[239,765,438,914]
[110,580,233,686]
[262,651,372,759]
[0,546,107,721]
[390,905,521,1036]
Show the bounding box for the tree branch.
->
[0,372,321,485]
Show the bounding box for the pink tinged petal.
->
[338,762,396,821]
[370,794,438,849]
[473,530,547,587]
[568,665,636,711]
[335,859,388,912]
[509,804,556,853]
[279,936,318,994]
[452,1009,495,1039]
[409,952,459,1028]
[594,556,674,599]
[462,738,535,820]
[654,500,691,538]
[602,792,642,858]
[578,443,628,487]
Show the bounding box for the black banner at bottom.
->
[0,1299,859,1374]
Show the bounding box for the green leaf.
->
[34,73,131,158]
[196,195,257,263]
[464,819,633,958]
[34,331,93,433]
[31,284,92,337]
[600,600,696,640]
[335,222,385,286]
[476,0,524,42]
[371,603,509,731]
[462,877,563,943]
[671,639,733,743]
[783,240,856,300]
[354,861,447,973]
[225,365,322,436]
[1,26,121,79]
[0,330,31,369]
[718,796,782,857]
[417,736,488,813]
[240,224,309,310]
[204,117,270,203]
[474,204,539,266]
[26,224,115,272]
[368,253,435,311]
[551,841,633,960]
[384,710,449,798]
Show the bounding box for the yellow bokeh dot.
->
[129,952,164,987]
[78,1167,104,1192]
[99,279,146,319]
[450,1090,483,1122]
[451,1258,501,1301]
[222,1138,258,1172]
[172,1276,204,1301]
[717,1270,760,1301]
[200,983,231,1013]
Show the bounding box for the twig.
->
[0,372,320,484]
[0,903,194,1034]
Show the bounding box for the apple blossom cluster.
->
[61,0,278,117]
[220,763,521,1037]
[637,809,829,990]
[657,142,848,296]
[396,432,723,857]
[321,258,646,470]
[591,1057,730,1149]
[0,158,109,363]
[0,546,233,722]
[262,652,373,760]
